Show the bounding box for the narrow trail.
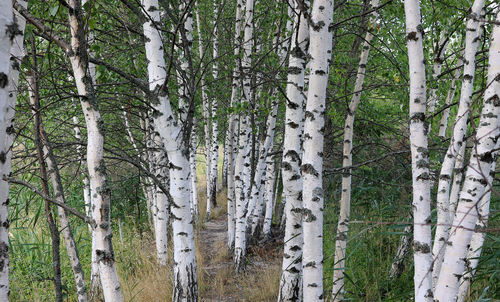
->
[196,213,282,301]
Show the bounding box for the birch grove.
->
[2,0,500,301]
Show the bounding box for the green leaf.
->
[49,5,58,17]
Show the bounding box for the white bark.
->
[189,125,198,219]
[226,0,245,250]
[208,3,220,218]
[234,0,254,271]
[449,141,466,219]
[331,1,379,299]
[438,56,463,138]
[301,0,333,300]
[427,31,449,116]
[262,155,275,238]
[432,0,484,289]
[404,0,433,300]
[195,3,211,221]
[456,160,496,302]
[435,11,500,300]
[142,0,198,299]
[152,134,169,265]
[0,2,14,300]
[278,1,310,300]
[67,0,122,300]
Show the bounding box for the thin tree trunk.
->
[142,0,198,299]
[435,11,500,300]
[28,62,63,302]
[404,0,433,299]
[438,56,463,138]
[432,0,484,288]
[152,134,169,265]
[195,2,211,221]
[190,125,199,218]
[331,1,379,299]
[226,0,245,250]
[278,0,310,300]
[28,73,88,302]
[208,2,220,215]
[301,0,334,300]
[0,2,24,299]
[448,141,466,219]
[456,160,496,302]
[262,155,275,238]
[389,223,413,281]
[67,0,122,300]
[234,0,255,272]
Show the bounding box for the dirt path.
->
[196,214,282,301]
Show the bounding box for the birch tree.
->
[28,73,88,302]
[227,0,244,249]
[142,0,198,299]
[432,0,484,287]
[404,0,433,299]
[435,10,500,300]
[301,0,334,300]
[0,1,14,299]
[331,1,379,299]
[278,0,310,300]
[234,0,254,271]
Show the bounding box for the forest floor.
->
[196,213,283,301]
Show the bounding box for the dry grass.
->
[107,146,282,301]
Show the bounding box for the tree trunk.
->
[234,0,255,272]
[331,1,379,299]
[301,0,334,300]
[28,73,88,302]
[438,55,463,138]
[435,10,500,300]
[226,0,245,250]
[0,2,23,299]
[456,160,496,302]
[432,0,484,288]
[404,0,433,300]
[278,1,310,300]
[67,0,123,300]
[262,155,275,238]
[142,0,198,299]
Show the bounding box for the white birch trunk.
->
[142,0,198,299]
[262,156,275,238]
[438,56,463,138]
[432,0,484,289]
[404,0,433,299]
[449,142,466,219]
[0,2,14,299]
[67,1,122,300]
[195,3,211,221]
[331,1,379,299]
[27,81,88,302]
[189,125,198,218]
[208,3,220,217]
[435,11,500,300]
[234,0,254,271]
[226,0,245,250]
[301,1,333,300]
[152,134,169,265]
[278,1,310,300]
[427,31,449,116]
[456,160,496,302]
